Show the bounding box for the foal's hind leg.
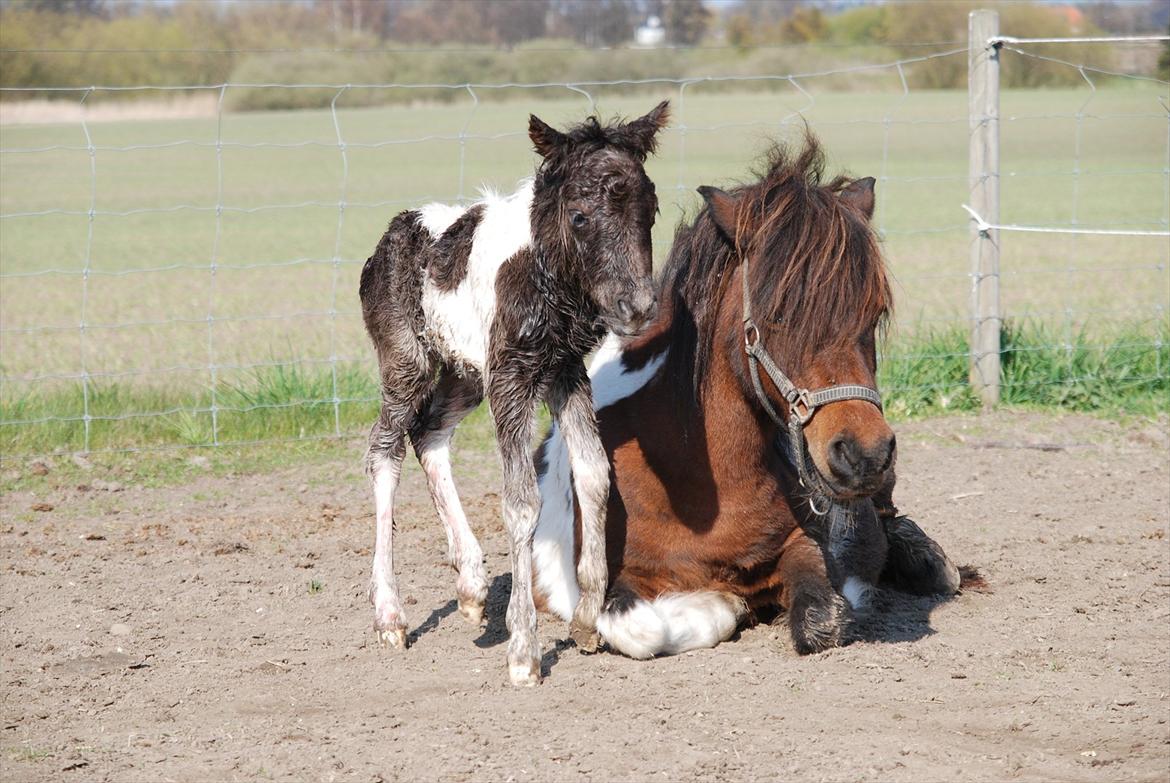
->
[409,369,488,624]
[366,353,432,649]
[777,528,849,655]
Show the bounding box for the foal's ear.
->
[529,114,568,158]
[698,185,742,241]
[840,176,876,220]
[613,100,671,161]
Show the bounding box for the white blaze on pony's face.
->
[699,171,896,501]
[528,101,670,337]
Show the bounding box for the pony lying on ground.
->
[359,102,669,684]
[532,135,960,659]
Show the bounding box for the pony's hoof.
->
[788,589,848,655]
[458,597,484,625]
[376,626,408,650]
[508,661,541,686]
[883,515,962,596]
[569,620,600,653]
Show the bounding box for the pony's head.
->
[696,138,894,500]
[528,101,669,337]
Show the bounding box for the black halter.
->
[740,253,883,515]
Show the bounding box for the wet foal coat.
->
[359,103,669,685]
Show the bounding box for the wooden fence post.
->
[968,9,1001,406]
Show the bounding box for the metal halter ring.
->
[743,320,761,349]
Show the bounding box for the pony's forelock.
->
[660,134,892,394]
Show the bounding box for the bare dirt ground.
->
[2,410,1168,782]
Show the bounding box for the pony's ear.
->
[529,114,568,158]
[612,100,671,161]
[840,176,876,220]
[698,185,741,241]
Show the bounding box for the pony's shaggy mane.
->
[658,133,892,393]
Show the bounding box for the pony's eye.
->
[570,211,589,229]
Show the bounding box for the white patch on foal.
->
[533,334,667,622]
[596,592,748,659]
[419,181,535,376]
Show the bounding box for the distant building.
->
[635,15,665,47]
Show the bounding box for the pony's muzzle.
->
[826,431,896,495]
[612,290,658,336]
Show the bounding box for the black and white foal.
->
[359,102,669,685]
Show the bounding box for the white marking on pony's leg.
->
[598,592,747,659]
[597,600,668,660]
[841,576,873,613]
[418,440,487,624]
[533,421,580,622]
[369,453,408,649]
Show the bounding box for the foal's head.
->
[698,139,895,499]
[528,101,669,336]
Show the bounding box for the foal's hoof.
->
[788,589,848,655]
[458,597,484,625]
[508,661,541,687]
[569,619,600,654]
[376,626,408,650]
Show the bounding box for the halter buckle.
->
[788,389,815,425]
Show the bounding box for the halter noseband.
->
[739,250,883,515]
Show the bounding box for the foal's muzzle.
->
[607,288,658,337]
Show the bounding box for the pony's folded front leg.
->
[550,365,609,653]
[777,528,849,655]
[491,387,542,686]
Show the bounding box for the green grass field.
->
[1,85,1167,455]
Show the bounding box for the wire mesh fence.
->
[1,32,1166,458]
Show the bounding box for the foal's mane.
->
[659,134,892,392]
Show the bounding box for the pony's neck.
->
[647,287,782,493]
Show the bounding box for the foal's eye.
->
[570,211,589,229]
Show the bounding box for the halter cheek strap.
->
[740,251,883,515]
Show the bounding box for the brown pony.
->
[532,135,960,658]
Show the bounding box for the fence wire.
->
[1,40,1167,459]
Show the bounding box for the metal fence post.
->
[968,9,1001,406]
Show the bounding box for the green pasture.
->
[1,86,1167,456]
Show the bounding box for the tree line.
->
[1,0,1165,105]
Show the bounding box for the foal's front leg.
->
[490,382,543,685]
[549,363,609,652]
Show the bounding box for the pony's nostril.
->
[880,434,897,473]
[827,435,860,479]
